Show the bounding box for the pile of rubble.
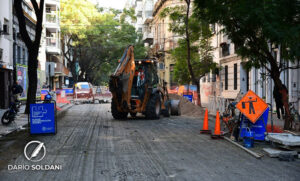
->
[169,94,204,118]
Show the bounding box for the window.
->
[17,46,21,64]
[170,64,175,86]
[221,43,230,57]
[13,28,16,40]
[22,48,26,65]
[212,73,216,82]
[234,63,237,90]
[3,19,9,35]
[212,68,218,82]
[225,65,228,90]
[207,72,210,82]
[202,76,206,83]
[234,44,239,54]
[158,62,164,70]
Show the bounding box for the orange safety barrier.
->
[211,111,224,139]
[200,109,211,134]
[56,94,71,104]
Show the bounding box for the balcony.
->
[45,13,59,29]
[46,13,58,24]
[137,10,142,17]
[46,37,60,54]
[55,62,69,76]
[46,0,60,4]
[143,31,153,45]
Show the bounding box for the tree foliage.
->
[194,0,300,129]
[160,1,215,105]
[61,0,146,85]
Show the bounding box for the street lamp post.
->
[48,64,51,91]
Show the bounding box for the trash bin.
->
[243,128,254,148]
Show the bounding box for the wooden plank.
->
[224,137,264,159]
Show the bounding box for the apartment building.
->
[200,24,246,106]
[0,0,13,108]
[142,0,155,48]
[152,0,184,88]
[203,24,300,113]
[44,0,69,90]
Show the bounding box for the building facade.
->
[44,0,69,90]
[202,24,300,114]
[125,0,300,113]
[151,0,184,89]
[142,0,155,48]
[0,0,13,108]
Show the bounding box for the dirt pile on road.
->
[169,94,204,118]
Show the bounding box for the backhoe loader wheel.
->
[145,93,161,119]
[111,100,128,120]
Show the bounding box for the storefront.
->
[0,64,13,109]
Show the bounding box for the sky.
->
[89,0,127,10]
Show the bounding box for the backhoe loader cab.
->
[109,45,180,120]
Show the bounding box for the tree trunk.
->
[272,74,291,130]
[25,49,39,114]
[196,80,202,107]
[268,53,292,130]
[14,0,44,114]
[184,0,201,106]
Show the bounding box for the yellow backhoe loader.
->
[109,45,180,119]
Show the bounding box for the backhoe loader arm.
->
[109,45,135,111]
[112,45,135,77]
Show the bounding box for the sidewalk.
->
[0,102,72,138]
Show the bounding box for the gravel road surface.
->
[0,104,299,181]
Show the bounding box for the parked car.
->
[73,82,94,103]
[93,86,112,103]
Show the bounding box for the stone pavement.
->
[0,102,72,138]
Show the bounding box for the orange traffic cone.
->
[200,109,211,134]
[211,111,224,139]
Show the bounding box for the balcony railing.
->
[143,31,153,41]
[46,37,58,48]
[55,62,69,75]
[46,13,58,24]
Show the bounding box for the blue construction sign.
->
[240,107,269,141]
[30,103,56,134]
[183,95,193,102]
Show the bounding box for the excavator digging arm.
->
[109,45,135,111]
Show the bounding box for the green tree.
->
[194,0,300,129]
[61,1,146,85]
[61,0,102,82]
[14,0,44,114]
[160,0,215,106]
